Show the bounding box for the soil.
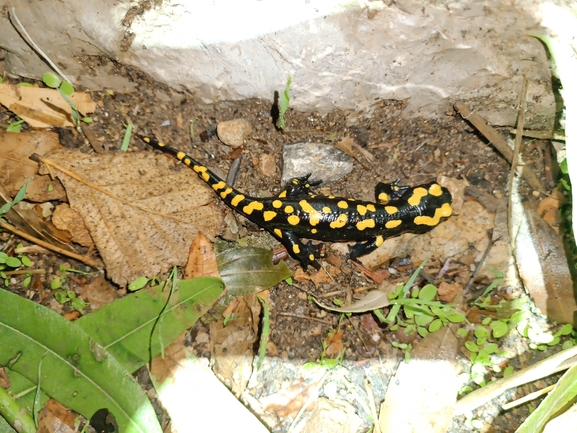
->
[0,60,560,432]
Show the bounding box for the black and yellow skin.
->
[138,135,452,270]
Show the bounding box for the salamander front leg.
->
[375,179,410,204]
[348,235,385,262]
[277,174,323,199]
[271,229,323,270]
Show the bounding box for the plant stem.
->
[0,385,36,433]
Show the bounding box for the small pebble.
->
[217,119,253,148]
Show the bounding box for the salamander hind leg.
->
[272,229,323,270]
[348,236,384,262]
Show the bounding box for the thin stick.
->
[276,312,334,325]
[454,101,543,192]
[0,219,100,268]
[501,384,555,411]
[9,7,72,84]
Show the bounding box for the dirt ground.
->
[0,59,559,431]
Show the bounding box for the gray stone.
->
[281,142,353,184]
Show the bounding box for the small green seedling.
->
[50,265,90,312]
[120,122,133,151]
[6,119,25,133]
[42,73,93,133]
[275,76,292,130]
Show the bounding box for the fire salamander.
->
[138,135,452,270]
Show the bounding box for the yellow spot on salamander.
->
[309,254,315,261]
[263,211,277,221]
[157,141,166,147]
[220,188,233,199]
[243,201,264,214]
[143,137,151,143]
[330,213,348,229]
[299,200,322,226]
[414,203,452,226]
[407,187,428,206]
[311,228,318,234]
[357,204,376,216]
[272,200,282,208]
[274,228,282,238]
[278,190,287,198]
[328,195,335,199]
[429,184,443,196]
[322,206,331,213]
[231,194,245,206]
[288,215,300,225]
[176,151,186,160]
[337,200,348,209]
[293,244,300,254]
[285,205,294,213]
[183,158,191,166]
[385,206,398,214]
[385,220,402,229]
[367,204,376,212]
[212,181,226,191]
[375,235,384,247]
[378,192,390,204]
[193,165,210,182]
[356,219,376,231]
[292,179,299,185]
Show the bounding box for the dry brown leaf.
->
[516,204,577,325]
[211,293,260,396]
[324,329,344,357]
[0,83,95,128]
[537,195,561,231]
[79,275,120,310]
[52,203,94,247]
[314,290,391,313]
[184,232,220,278]
[150,332,190,386]
[37,399,77,433]
[40,149,224,286]
[0,185,74,252]
[333,135,374,168]
[0,130,66,201]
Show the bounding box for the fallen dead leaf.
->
[52,203,94,248]
[184,232,220,279]
[37,399,78,433]
[333,136,374,168]
[79,275,120,310]
[324,330,344,357]
[211,293,260,396]
[0,130,66,201]
[537,194,561,232]
[38,149,224,286]
[314,290,391,313]
[0,83,95,128]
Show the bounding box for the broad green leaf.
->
[76,277,224,373]
[428,318,443,333]
[0,289,162,433]
[414,311,433,326]
[59,81,75,95]
[6,120,24,133]
[490,320,509,338]
[516,362,577,433]
[217,247,292,296]
[128,276,150,292]
[418,284,437,301]
[42,73,61,89]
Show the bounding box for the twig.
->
[464,229,496,295]
[501,384,555,411]
[454,101,544,192]
[8,7,72,84]
[276,312,334,325]
[2,269,46,276]
[0,219,100,268]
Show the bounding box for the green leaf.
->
[417,326,429,338]
[490,320,509,338]
[128,276,150,292]
[59,81,75,95]
[53,291,69,304]
[17,82,33,87]
[42,73,61,89]
[5,257,21,268]
[0,289,162,433]
[456,328,468,338]
[217,247,292,297]
[474,326,490,340]
[465,341,479,352]
[20,256,31,267]
[560,158,568,174]
[428,318,443,333]
[120,123,133,152]
[446,312,466,323]
[557,324,574,336]
[418,284,437,301]
[82,117,93,124]
[516,362,577,432]
[6,119,25,133]
[76,277,224,373]
[275,76,292,130]
[414,311,433,326]
[1,181,29,217]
